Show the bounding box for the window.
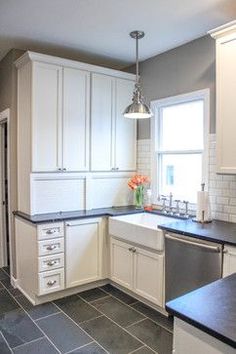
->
[151,90,209,204]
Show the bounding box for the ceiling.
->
[0,0,236,68]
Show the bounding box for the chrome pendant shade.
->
[123,31,153,119]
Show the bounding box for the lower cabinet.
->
[65,218,105,288]
[223,245,236,277]
[110,237,164,307]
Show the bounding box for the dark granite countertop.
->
[166,274,236,349]
[158,219,236,246]
[13,206,143,224]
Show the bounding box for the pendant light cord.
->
[136,35,139,84]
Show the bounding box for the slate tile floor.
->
[0,267,173,354]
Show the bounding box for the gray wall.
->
[137,35,216,139]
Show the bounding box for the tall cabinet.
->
[16,52,136,215]
[210,21,236,174]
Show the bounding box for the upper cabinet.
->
[210,21,236,174]
[91,74,136,172]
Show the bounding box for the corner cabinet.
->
[91,74,136,172]
[110,237,164,307]
[210,21,236,174]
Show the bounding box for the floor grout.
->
[11,336,47,351]
[0,330,13,354]
[125,318,147,329]
[64,340,94,354]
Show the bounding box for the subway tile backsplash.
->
[137,134,236,223]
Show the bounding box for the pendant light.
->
[123,30,153,119]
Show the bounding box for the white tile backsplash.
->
[137,135,236,223]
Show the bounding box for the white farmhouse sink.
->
[109,212,174,251]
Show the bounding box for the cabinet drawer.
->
[37,222,64,240]
[38,238,64,256]
[38,268,64,295]
[38,254,64,272]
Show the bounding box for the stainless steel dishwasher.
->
[165,232,223,303]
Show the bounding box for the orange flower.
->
[128,175,150,190]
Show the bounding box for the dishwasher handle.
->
[165,233,222,253]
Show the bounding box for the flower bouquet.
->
[128,175,150,209]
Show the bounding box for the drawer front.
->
[38,238,64,256]
[38,254,64,272]
[37,222,64,240]
[38,269,64,295]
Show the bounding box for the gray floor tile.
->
[79,288,108,302]
[13,337,59,353]
[132,346,156,354]
[0,289,20,315]
[81,315,142,354]
[0,269,9,281]
[54,295,101,324]
[16,295,60,320]
[92,296,145,327]
[0,281,4,289]
[0,332,11,353]
[100,285,138,305]
[36,312,91,353]
[2,267,10,275]
[1,278,22,297]
[127,318,173,354]
[69,342,107,353]
[0,308,44,348]
[131,302,173,332]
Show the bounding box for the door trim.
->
[0,109,11,268]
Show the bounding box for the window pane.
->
[161,100,204,151]
[160,153,202,203]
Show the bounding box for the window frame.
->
[150,89,210,205]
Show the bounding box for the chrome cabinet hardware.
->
[183,200,189,218]
[174,200,181,216]
[47,280,56,286]
[128,247,133,251]
[165,234,221,253]
[58,168,62,171]
[46,244,57,251]
[46,229,56,235]
[128,247,136,253]
[223,249,228,254]
[47,260,57,266]
[63,168,67,171]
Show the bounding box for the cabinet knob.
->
[58,168,62,171]
[47,260,57,266]
[46,244,57,251]
[63,168,67,171]
[47,280,56,287]
[46,229,56,235]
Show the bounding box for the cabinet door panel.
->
[134,248,164,306]
[66,219,101,288]
[216,36,236,173]
[223,246,236,277]
[91,74,114,171]
[63,68,90,171]
[32,62,62,172]
[115,79,136,171]
[110,238,133,289]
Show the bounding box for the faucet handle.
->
[182,200,189,218]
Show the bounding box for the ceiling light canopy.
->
[123,30,153,119]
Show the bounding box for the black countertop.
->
[158,219,236,246]
[166,274,236,349]
[13,206,143,224]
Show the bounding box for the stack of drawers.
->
[37,222,65,295]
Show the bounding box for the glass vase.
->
[134,185,144,209]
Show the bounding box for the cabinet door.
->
[32,62,62,172]
[110,238,133,290]
[63,68,90,171]
[133,247,164,306]
[216,34,236,173]
[65,218,102,288]
[115,79,137,171]
[223,246,236,277]
[91,73,114,171]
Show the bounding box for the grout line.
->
[11,337,47,351]
[32,311,62,321]
[0,282,61,354]
[64,340,94,354]
[99,286,173,334]
[1,267,10,277]
[78,314,104,325]
[88,294,111,304]
[0,331,13,353]
[52,302,110,354]
[125,318,146,329]
[77,294,156,354]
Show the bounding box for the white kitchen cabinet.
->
[110,238,133,290]
[210,21,236,174]
[91,74,136,172]
[110,237,164,306]
[133,247,164,306]
[63,67,90,171]
[32,62,63,172]
[65,218,104,288]
[223,245,236,277]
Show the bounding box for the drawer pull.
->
[46,245,57,251]
[47,280,56,287]
[47,260,57,266]
[46,229,56,235]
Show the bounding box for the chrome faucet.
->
[168,192,173,215]
[183,200,189,218]
[160,195,168,214]
[174,200,181,216]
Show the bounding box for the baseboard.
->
[10,276,19,288]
